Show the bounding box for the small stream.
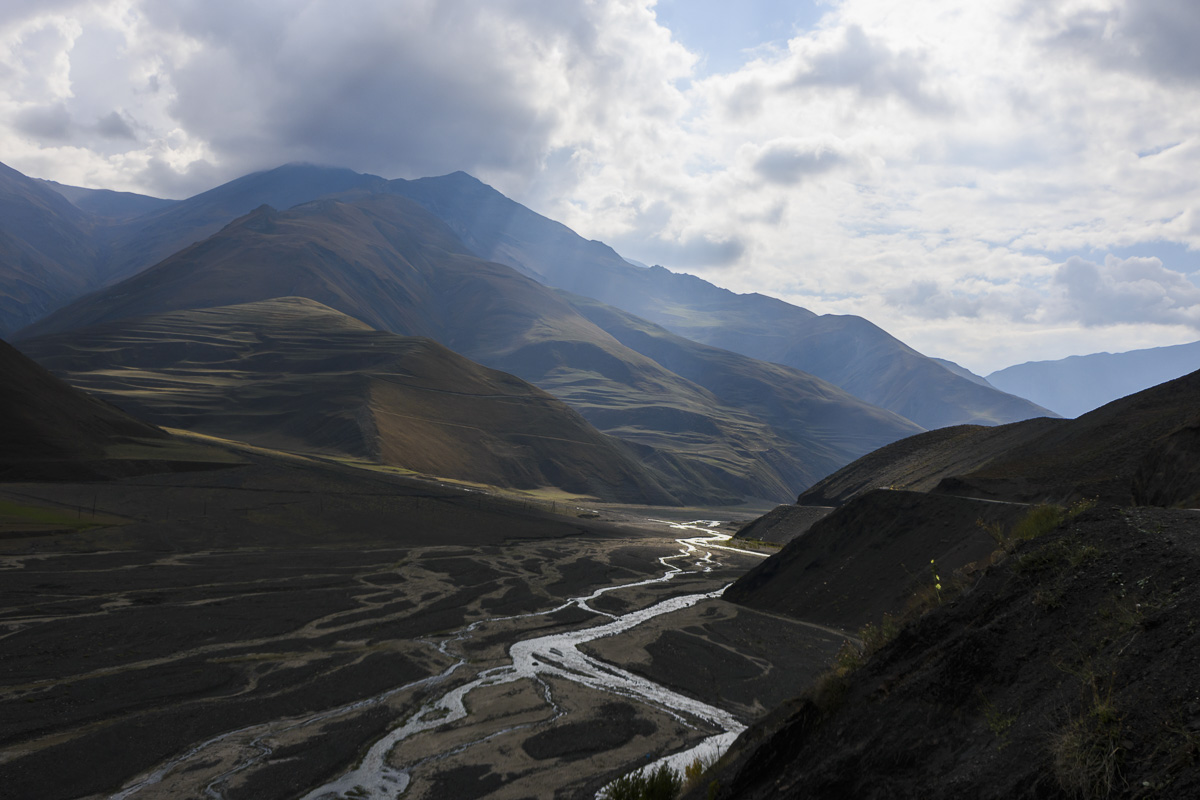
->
[111,521,767,800]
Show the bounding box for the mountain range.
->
[386,170,1053,430]
[987,339,1200,418]
[3,160,1054,503]
[5,156,1200,798]
[17,296,691,504]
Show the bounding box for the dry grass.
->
[1052,675,1125,798]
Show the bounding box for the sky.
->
[3,0,1200,374]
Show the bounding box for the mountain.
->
[387,171,1055,429]
[93,163,388,286]
[694,368,1200,799]
[799,368,1200,508]
[1,160,1052,433]
[697,503,1200,799]
[0,335,177,481]
[40,180,176,219]
[563,292,923,471]
[988,339,1200,418]
[16,194,919,502]
[793,420,1066,507]
[729,366,1200,639]
[930,357,996,389]
[0,162,106,336]
[725,489,1030,629]
[17,297,682,503]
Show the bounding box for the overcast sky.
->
[3,0,1200,373]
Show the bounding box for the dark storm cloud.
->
[1048,2,1200,85]
[790,25,947,112]
[753,140,845,185]
[140,0,581,181]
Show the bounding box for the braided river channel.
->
[103,519,845,800]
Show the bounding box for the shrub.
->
[1011,504,1066,543]
[603,763,683,800]
[859,613,900,656]
[1052,675,1125,798]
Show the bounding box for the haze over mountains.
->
[386,171,1054,430]
[3,159,1059,503]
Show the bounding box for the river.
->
[109,520,772,800]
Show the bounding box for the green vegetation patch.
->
[0,499,121,532]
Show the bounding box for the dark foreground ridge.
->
[691,368,1200,798]
[799,368,1200,508]
[702,504,1200,799]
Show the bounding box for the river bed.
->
[297,521,763,800]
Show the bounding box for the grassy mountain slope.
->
[939,368,1200,505]
[17,194,879,502]
[94,163,387,286]
[697,370,1200,799]
[799,369,1200,508]
[563,292,924,473]
[0,336,219,483]
[795,420,1066,506]
[726,369,1200,650]
[18,297,680,503]
[387,171,1054,429]
[724,489,1030,629]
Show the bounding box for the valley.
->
[3,155,1199,799]
[0,458,843,800]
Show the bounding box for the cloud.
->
[789,24,947,112]
[1044,1,1200,85]
[137,0,568,181]
[4,0,1200,370]
[626,232,747,269]
[1053,254,1200,328]
[13,102,73,140]
[885,280,983,319]
[1,0,695,197]
[752,138,847,185]
[94,110,136,140]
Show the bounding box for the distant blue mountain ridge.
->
[987,340,1200,418]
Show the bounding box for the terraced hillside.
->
[18,297,686,504]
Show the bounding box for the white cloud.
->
[1053,254,1200,327]
[787,23,948,113]
[751,137,849,185]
